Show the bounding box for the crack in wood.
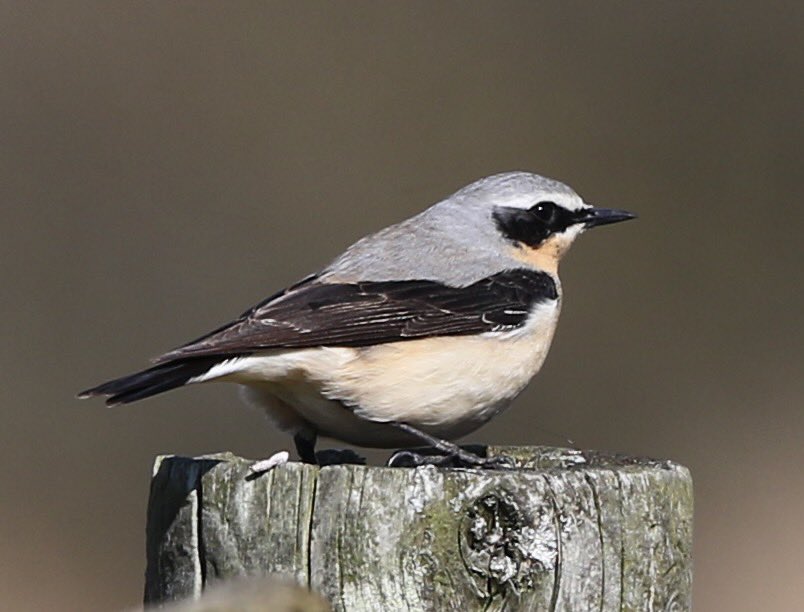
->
[145,447,693,611]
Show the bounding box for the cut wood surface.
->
[145,446,693,611]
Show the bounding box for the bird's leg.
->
[294,431,318,464]
[386,422,514,469]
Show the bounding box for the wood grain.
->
[145,446,692,611]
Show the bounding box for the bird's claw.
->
[387,450,432,468]
[478,454,517,470]
[387,449,517,470]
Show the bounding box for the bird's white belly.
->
[227,301,560,447]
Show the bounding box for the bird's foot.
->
[387,448,516,470]
[384,422,516,470]
[246,447,365,479]
[314,448,367,466]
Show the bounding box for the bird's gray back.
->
[320,172,575,286]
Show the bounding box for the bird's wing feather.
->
[154,268,557,363]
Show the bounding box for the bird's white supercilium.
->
[79,172,636,467]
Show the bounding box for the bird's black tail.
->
[77,356,224,406]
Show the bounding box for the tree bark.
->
[145,446,693,611]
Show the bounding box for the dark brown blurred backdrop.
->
[2,2,802,610]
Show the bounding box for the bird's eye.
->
[531,201,558,224]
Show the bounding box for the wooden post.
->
[144,446,693,611]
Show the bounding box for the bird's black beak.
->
[576,206,637,228]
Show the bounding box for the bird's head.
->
[452,172,636,274]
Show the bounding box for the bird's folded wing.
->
[154,268,558,363]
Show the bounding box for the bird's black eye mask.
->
[492,201,580,247]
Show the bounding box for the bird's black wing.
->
[154,268,558,362]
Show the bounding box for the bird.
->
[79,172,635,467]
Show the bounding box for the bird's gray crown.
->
[447,171,587,212]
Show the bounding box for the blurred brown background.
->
[1,2,802,610]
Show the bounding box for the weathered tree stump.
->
[144,446,693,611]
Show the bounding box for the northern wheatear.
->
[80,172,635,467]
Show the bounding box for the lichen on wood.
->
[145,446,693,611]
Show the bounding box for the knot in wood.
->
[145,449,694,610]
[460,491,555,595]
